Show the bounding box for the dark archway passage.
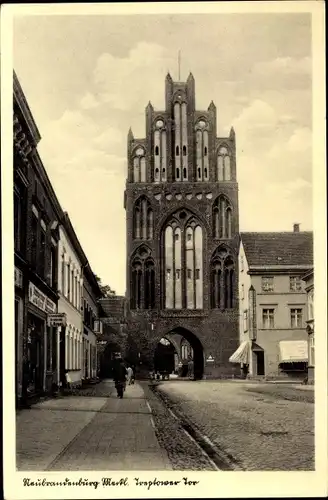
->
[154,339,176,374]
[162,327,204,380]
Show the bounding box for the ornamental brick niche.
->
[124,73,240,378]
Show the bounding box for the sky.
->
[13,12,312,295]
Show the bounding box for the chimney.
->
[293,223,300,233]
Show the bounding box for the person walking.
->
[112,358,127,398]
[126,365,133,385]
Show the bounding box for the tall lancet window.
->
[211,246,235,310]
[213,195,232,239]
[217,146,231,181]
[154,119,167,183]
[195,119,209,181]
[163,209,203,310]
[133,147,146,183]
[130,246,155,310]
[133,196,153,240]
[173,93,188,182]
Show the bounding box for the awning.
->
[279,340,308,363]
[229,341,251,364]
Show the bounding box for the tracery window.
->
[133,147,146,183]
[195,119,209,181]
[163,209,203,310]
[213,195,232,239]
[210,246,235,309]
[131,246,155,310]
[154,119,167,182]
[133,196,153,240]
[217,146,231,181]
[173,94,188,181]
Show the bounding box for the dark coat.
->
[113,362,127,382]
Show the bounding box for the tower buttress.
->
[127,127,134,182]
[146,102,154,182]
[186,72,195,112]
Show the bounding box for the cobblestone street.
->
[16,380,216,471]
[157,380,315,471]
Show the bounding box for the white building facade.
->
[57,214,87,388]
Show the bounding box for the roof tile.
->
[241,232,313,267]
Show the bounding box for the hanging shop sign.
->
[47,312,67,327]
[15,267,23,288]
[28,282,56,313]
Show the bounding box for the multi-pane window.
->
[262,308,275,328]
[210,246,235,310]
[243,310,248,332]
[290,308,303,328]
[131,246,155,310]
[262,277,274,292]
[213,195,232,239]
[164,210,203,310]
[290,276,302,292]
[134,196,153,240]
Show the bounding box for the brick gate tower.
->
[124,73,240,378]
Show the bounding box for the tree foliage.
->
[94,274,116,297]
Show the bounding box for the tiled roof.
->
[241,232,313,267]
[99,296,126,318]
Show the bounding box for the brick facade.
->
[124,74,240,378]
[14,71,63,403]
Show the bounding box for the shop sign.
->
[206,355,215,363]
[29,282,56,313]
[15,267,23,288]
[97,340,107,346]
[47,313,67,327]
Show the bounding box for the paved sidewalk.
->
[16,380,172,471]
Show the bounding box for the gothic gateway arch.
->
[124,73,239,378]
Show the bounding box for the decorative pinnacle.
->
[229,126,235,138]
[187,71,194,81]
[128,127,134,140]
[208,100,216,111]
